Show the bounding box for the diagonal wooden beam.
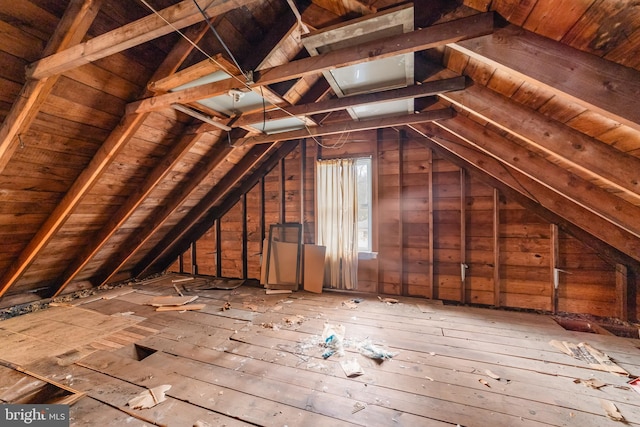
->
[440,84,640,201]
[411,125,640,270]
[127,13,494,114]
[409,124,640,264]
[89,134,241,287]
[50,125,210,298]
[434,115,640,238]
[0,18,210,300]
[449,25,640,132]
[234,76,465,127]
[235,109,455,146]
[138,139,300,277]
[27,0,259,80]
[132,142,275,278]
[0,0,102,176]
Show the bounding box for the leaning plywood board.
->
[304,244,326,293]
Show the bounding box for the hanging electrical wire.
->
[137,0,350,149]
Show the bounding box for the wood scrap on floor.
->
[127,384,171,409]
[148,295,203,312]
[549,340,629,375]
[600,399,625,421]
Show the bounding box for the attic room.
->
[1,0,640,425]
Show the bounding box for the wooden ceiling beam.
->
[235,108,454,146]
[440,84,640,201]
[0,17,212,300]
[434,115,640,239]
[409,124,640,263]
[449,25,640,132]
[133,142,283,278]
[127,13,494,114]
[26,0,259,80]
[138,139,300,277]
[49,125,211,298]
[234,77,465,127]
[0,0,101,176]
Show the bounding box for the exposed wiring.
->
[192,0,248,83]
[137,0,351,149]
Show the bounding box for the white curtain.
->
[316,158,358,289]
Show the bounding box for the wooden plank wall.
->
[170,130,636,319]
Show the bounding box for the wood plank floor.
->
[2,274,640,426]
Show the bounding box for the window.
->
[355,157,372,252]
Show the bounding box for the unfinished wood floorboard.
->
[3,279,640,426]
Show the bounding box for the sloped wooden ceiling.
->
[0,0,639,307]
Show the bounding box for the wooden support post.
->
[493,188,500,307]
[279,158,286,223]
[190,242,197,276]
[460,169,467,304]
[616,263,629,321]
[260,178,266,243]
[242,193,248,280]
[428,148,435,300]
[551,224,559,314]
[178,254,184,274]
[300,139,306,242]
[215,219,222,277]
[399,130,406,295]
[376,129,384,295]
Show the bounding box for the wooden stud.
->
[550,224,559,314]
[300,139,306,241]
[242,193,248,280]
[427,148,435,300]
[279,158,286,223]
[179,253,184,274]
[616,264,628,321]
[399,130,406,296]
[460,169,466,304]
[376,129,383,295]
[190,242,197,276]
[492,188,500,307]
[260,178,266,244]
[215,219,222,277]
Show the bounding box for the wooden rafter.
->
[130,142,275,278]
[50,125,210,298]
[0,19,211,300]
[440,84,640,201]
[410,123,640,263]
[234,77,465,127]
[26,0,259,80]
[140,139,301,276]
[0,0,101,176]
[449,25,640,132]
[235,109,454,146]
[127,13,494,114]
[434,115,640,239]
[91,136,240,287]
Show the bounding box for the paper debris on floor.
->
[549,340,628,375]
[150,295,198,307]
[283,315,305,325]
[485,369,501,380]
[340,358,364,377]
[600,399,625,421]
[221,302,231,311]
[352,402,367,414]
[378,296,399,304]
[478,379,490,387]
[128,385,171,409]
[342,300,358,309]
